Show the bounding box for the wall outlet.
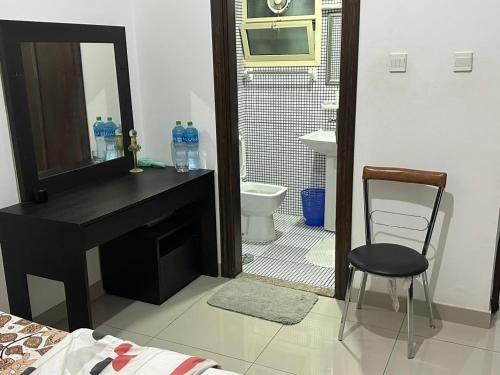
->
[454,51,473,72]
[389,52,408,73]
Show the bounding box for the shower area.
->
[237,0,342,294]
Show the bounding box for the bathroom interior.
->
[237,0,341,294]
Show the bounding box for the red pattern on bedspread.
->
[0,313,67,375]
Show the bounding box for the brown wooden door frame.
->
[210,0,361,299]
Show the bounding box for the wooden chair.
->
[338,166,447,359]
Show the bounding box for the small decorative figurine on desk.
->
[128,129,143,174]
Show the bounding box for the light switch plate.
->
[454,51,473,72]
[389,52,408,73]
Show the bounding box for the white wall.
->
[0,0,143,316]
[353,0,500,312]
[130,0,220,257]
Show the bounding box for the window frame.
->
[241,0,322,67]
[241,20,316,67]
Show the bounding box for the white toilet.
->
[240,132,287,242]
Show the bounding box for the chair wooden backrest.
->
[361,166,447,256]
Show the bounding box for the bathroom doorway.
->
[210,0,360,299]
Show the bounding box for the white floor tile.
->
[246,364,296,375]
[186,276,231,294]
[256,312,397,375]
[402,314,500,353]
[94,324,152,346]
[92,277,220,336]
[51,320,152,346]
[157,296,282,362]
[148,338,251,374]
[49,275,500,375]
[386,333,500,375]
[311,297,405,332]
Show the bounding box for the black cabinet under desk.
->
[0,168,218,331]
[100,206,202,305]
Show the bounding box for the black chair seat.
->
[348,243,429,277]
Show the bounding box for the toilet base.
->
[242,214,276,243]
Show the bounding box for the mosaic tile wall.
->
[236,0,342,216]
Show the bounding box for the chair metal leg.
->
[338,266,355,341]
[407,278,415,359]
[422,272,435,328]
[356,272,368,309]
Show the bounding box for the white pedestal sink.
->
[299,130,337,232]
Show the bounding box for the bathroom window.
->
[241,21,315,66]
[241,0,321,67]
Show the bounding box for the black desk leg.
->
[4,267,32,320]
[200,188,219,277]
[64,255,92,331]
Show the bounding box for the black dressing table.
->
[0,20,218,331]
[0,168,218,331]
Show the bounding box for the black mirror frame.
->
[0,20,135,202]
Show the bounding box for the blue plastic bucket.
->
[301,188,326,227]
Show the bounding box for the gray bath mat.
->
[207,278,318,325]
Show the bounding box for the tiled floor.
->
[54,276,500,374]
[243,213,335,289]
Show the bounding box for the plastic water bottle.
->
[172,120,189,172]
[104,117,119,161]
[92,116,106,161]
[183,121,200,171]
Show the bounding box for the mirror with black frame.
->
[20,42,123,178]
[0,20,135,202]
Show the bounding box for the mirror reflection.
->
[20,42,123,178]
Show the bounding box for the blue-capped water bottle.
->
[104,116,119,161]
[172,120,188,172]
[183,121,200,171]
[93,116,106,161]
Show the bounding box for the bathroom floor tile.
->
[255,312,397,375]
[148,338,252,374]
[156,295,282,362]
[259,244,311,265]
[242,213,335,289]
[386,333,500,375]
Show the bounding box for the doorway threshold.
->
[238,273,334,298]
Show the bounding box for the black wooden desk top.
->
[0,168,213,227]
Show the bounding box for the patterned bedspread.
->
[0,312,67,375]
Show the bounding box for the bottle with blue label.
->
[172,120,189,172]
[103,117,119,161]
[92,116,106,161]
[183,121,200,171]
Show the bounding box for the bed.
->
[0,312,238,375]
